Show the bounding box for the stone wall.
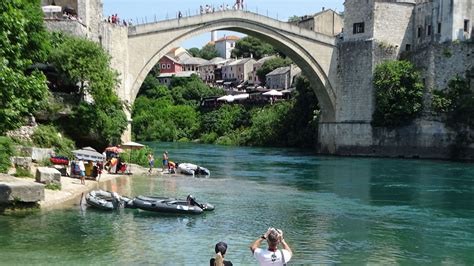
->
[413,42,473,91]
[44,19,88,37]
[343,0,375,41]
[374,1,414,54]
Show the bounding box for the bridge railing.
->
[124,6,288,27]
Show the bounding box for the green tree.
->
[0,0,50,133]
[198,44,219,60]
[49,35,113,97]
[256,57,292,84]
[288,15,300,23]
[187,47,200,57]
[231,36,276,60]
[283,76,319,147]
[372,60,424,128]
[50,35,127,147]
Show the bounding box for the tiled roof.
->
[215,35,240,42]
[266,66,290,76]
[182,57,209,65]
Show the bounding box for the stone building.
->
[265,65,301,90]
[221,58,256,84]
[41,0,103,41]
[330,0,474,158]
[248,56,275,86]
[198,57,228,83]
[343,0,473,53]
[292,8,344,36]
[215,35,240,59]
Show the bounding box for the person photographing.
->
[250,227,292,265]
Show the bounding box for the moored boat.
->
[133,195,214,214]
[85,190,121,210]
[176,163,210,176]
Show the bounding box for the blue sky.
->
[103,0,344,48]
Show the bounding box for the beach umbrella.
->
[121,141,145,150]
[82,146,97,152]
[262,89,283,96]
[72,149,105,162]
[233,93,249,100]
[105,146,124,153]
[217,95,234,102]
[120,141,145,174]
[42,5,62,13]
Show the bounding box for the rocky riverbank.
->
[0,164,152,211]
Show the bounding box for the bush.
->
[200,132,218,144]
[372,60,424,127]
[0,137,15,173]
[31,125,75,157]
[13,167,33,178]
[122,146,153,167]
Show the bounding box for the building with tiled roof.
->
[265,65,301,90]
[215,35,241,59]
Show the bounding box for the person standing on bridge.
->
[178,11,182,19]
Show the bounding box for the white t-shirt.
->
[78,160,86,171]
[253,248,291,266]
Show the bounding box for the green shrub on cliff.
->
[372,60,424,128]
[0,137,14,173]
[31,125,75,157]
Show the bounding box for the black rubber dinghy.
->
[133,195,215,214]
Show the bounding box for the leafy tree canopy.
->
[49,35,127,146]
[199,44,220,60]
[187,47,200,57]
[372,60,424,128]
[0,0,50,133]
[256,57,293,84]
[288,15,300,23]
[231,36,276,60]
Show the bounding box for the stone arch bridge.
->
[101,10,345,151]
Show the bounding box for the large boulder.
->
[11,156,32,171]
[35,167,61,185]
[20,147,54,162]
[0,174,44,203]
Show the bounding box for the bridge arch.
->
[126,11,337,121]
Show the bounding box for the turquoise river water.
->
[1,142,473,265]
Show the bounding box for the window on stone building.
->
[438,23,441,34]
[417,26,422,38]
[427,25,432,36]
[405,44,411,51]
[353,22,364,34]
[464,20,470,32]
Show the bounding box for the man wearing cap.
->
[250,228,292,265]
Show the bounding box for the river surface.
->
[1,142,473,265]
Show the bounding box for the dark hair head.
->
[215,242,227,255]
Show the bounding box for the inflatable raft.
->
[85,190,121,210]
[177,163,210,176]
[86,190,134,210]
[133,195,214,214]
